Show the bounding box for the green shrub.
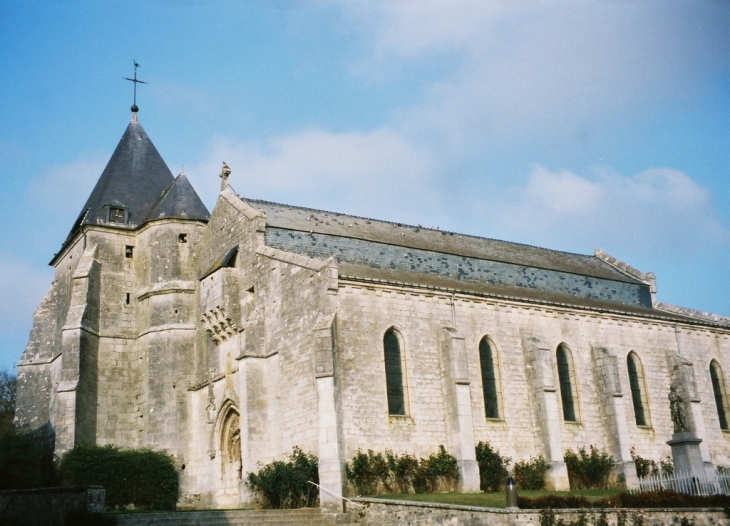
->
[0,430,44,489]
[64,510,118,526]
[564,446,615,489]
[246,446,319,508]
[345,449,389,495]
[385,450,419,494]
[346,445,458,495]
[604,489,730,509]
[475,441,510,492]
[0,426,57,490]
[513,455,549,490]
[630,447,653,478]
[60,445,178,511]
[630,447,673,478]
[519,494,593,509]
[658,456,674,476]
[523,490,730,511]
[412,445,459,493]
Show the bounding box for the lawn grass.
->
[370,489,623,508]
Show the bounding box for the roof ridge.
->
[147,176,180,219]
[146,172,210,222]
[239,195,597,260]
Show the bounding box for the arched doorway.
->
[220,406,242,496]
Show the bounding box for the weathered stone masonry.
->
[14,115,730,510]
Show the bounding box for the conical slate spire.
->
[54,119,209,263]
[147,173,210,221]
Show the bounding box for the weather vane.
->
[124,61,147,112]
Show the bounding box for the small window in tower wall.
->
[179,233,188,243]
[125,246,134,258]
[109,207,126,224]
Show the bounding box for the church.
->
[14,108,730,510]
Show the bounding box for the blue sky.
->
[0,0,728,370]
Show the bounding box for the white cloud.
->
[188,126,443,224]
[345,1,727,149]
[186,125,728,268]
[487,166,729,259]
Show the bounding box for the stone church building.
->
[14,110,730,510]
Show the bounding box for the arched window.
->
[627,352,650,426]
[710,360,730,431]
[556,344,578,422]
[479,337,500,419]
[384,329,407,415]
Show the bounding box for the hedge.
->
[60,445,178,510]
[519,490,730,509]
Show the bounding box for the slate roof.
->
[53,119,209,264]
[337,263,730,328]
[239,197,644,285]
[147,174,210,222]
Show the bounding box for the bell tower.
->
[15,105,210,460]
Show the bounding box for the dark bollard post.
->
[506,476,518,510]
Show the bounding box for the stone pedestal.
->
[667,432,704,474]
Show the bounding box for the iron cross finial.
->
[124,61,147,112]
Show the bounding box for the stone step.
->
[112,508,360,526]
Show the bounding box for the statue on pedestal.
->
[669,384,689,433]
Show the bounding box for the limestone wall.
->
[351,498,730,526]
[15,233,87,434]
[181,193,340,507]
[335,277,730,474]
[85,229,138,449]
[196,189,265,281]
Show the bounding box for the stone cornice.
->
[338,274,730,333]
[137,323,196,338]
[137,280,196,301]
[655,302,730,328]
